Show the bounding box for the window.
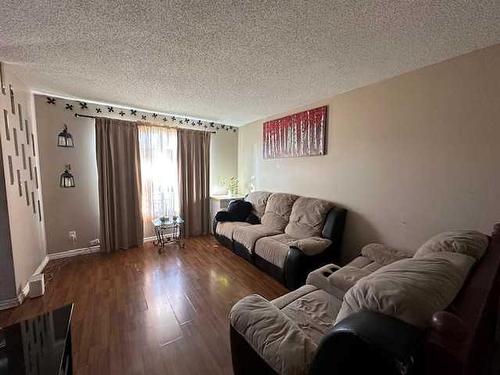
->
[138,125,179,222]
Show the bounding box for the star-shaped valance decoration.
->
[65,104,73,111]
[79,102,88,109]
[47,97,56,105]
[130,110,137,116]
[119,111,125,116]
[197,120,202,126]
[96,108,102,113]
[171,116,176,121]
[141,115,147,120]
[152,113,158,118]
[107,107,114,112]
[163,117,167,122]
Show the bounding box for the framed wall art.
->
[263,105,327,159]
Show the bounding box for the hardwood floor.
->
[0,236,288,375]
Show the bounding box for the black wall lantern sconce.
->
[60,164,75,188]
[57,124,74,147]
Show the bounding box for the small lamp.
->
[60,164,75,188]
[57,124,74,147]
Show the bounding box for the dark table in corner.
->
[0,304,74,375]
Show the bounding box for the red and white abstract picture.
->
[263,106,327,159]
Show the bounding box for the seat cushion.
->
[244,191,272,219]
[336,252,476,327]
[414,230,489,260]
[233,224,281,253]
[255,233,297,268]
[285,197,333,239]
[260,193,299,231]
[215,221,251,240]
[279,288,342,344]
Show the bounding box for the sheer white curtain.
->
[138,124,179,223]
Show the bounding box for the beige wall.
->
[34,95,239,252]
[238,44,500,262]
[210,129,238,195]
[34,95,100,253]
[0,64,45,300]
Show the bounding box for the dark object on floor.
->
[0,304,74,375]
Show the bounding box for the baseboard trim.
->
[34,255,49,275]
[2,240,155,311]
[48,245,101,260]
[0,296,20,310]
[1,255,49,311]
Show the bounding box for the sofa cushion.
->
[414,230,489,260]
[261,193,299,231]
[215,221,251,240]
[233,224,282,253]
[279,288,342,345]
[230,294,317,375]
[307,264,371,300]
[361,243,413,266]
[272,284,319,309]
[255,233,297,268]
[291,237,332,256]
[285,197,333,239]
[244,191,272,219]
[335,252,476,327]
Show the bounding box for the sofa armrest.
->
[311,311,423,375]
[322,207,347,246]
[229,294,316,375]
[284,245,336,290]
[290,237,332,255]
[306,264,372,299]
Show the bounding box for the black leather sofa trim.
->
[254,254,285,284]
[232,240,253,263]
[214,231,233,250]
[311,311,423,375]
[230,325,278,375]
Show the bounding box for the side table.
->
[152,217,185,252]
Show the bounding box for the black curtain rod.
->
[74,113,216,134]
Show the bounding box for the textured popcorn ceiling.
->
[1,1,499,125]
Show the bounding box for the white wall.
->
[0,64,45,299]
[238,44,500,262]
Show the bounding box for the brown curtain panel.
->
[95,118,144,252]
[177,129,211,236]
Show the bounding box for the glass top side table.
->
[152,217,185,252]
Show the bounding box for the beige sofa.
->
[213,191,347,289]
[229,229,497,375]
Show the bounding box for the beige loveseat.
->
[213,191,347,289]
[229,229,497,375]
